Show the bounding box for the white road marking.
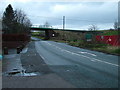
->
[37,51,45,60]
[41,41,119,67]
[35,42,46,60]
[40,54,46,60]
[79,52,97,56]
[90,59,96,62]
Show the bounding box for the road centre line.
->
[44,42,119,67]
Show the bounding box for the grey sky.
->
[0,0,118,30]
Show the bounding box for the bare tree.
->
[88,24,98,31]
[114,21,118,30]
[44,21,50,28]
[14,9,32,33]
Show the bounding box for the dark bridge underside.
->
[30,27,54,31]
[30,27,100,32]
[30,27,56,40]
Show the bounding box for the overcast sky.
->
[0,0,118,30]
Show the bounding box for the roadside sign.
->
[85,34,92,41]
[86,34,92,39]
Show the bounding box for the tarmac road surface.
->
[35,40,119,88]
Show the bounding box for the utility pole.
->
[63,16,65,29]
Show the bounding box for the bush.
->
[112,48,120,54]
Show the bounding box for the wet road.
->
[35,40,119,88]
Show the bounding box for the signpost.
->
[85,34,92,41]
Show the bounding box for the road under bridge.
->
[30,27,101,40]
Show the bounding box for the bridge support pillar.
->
[45,30,50,40]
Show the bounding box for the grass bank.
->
[50,39,120,56]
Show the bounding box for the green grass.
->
[32,35,45,40]
[93,46,120,55]
[49,39,120,56]
[99,30,120,36]
[31,32,40,35]
[111,47,120,54]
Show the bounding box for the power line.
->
[66,18,112,23]
[28,15,62,20]
[28,14,114,23]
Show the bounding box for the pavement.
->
[2,41,75,88]
[3,73,75,88]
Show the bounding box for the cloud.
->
[0,1,118,30]
[51,2,117,22]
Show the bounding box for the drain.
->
[6,68,25,76]
[8,71,21,75]
[13,68,18,71]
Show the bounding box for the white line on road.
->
[35,42,46,60]
[42,41,119,67]
[78,52,97,56]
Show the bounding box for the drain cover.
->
[8,71,21,75]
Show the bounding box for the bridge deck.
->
[30,27,100,33]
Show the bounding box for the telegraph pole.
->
[63,16,65,29]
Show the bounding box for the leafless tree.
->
[88,24,98,31]
[114,21,118,30]
[14,9,32,33]
[44,21,50,28]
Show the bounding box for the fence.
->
[2,34,30,48]
[96,35,120,46]
[3,34,30,41]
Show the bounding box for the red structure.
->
[2,34,30,48]
[96,35,120,46]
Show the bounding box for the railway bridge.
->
[30,26,100,40]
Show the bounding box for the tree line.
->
[2,4,32,34]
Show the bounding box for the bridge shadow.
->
[31,37,49,41]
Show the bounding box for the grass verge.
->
[31,36,45,40]
[49,39,120,56]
